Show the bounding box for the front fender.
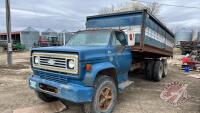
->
[83,62,116,86]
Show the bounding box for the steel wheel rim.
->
[98,86,113,111]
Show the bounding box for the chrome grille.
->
[39,57,66,68]
[32,52,78,74]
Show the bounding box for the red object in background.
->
[181,57,190,64]
[181,57,199,70]
[38,36,48,46]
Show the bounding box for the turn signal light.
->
[85,64,92,71]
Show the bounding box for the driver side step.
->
[118,80,133,92]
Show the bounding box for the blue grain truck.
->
[29,10,174,113]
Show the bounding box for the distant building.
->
[0,27,40,49]
[175,28,193,45]
[40,28,61,46]
[198,32,200,41]
[41,28,58,38]
[58,29,74,45]
[40,28,74,46]
[0,27,75,49]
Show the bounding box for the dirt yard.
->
[0,52,199,113]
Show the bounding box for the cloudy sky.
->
[0,0,200,32]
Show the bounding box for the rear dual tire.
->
[162,59,168,78]
[153,60,164,82]
[146,60,154,80]
[146,59,167,82]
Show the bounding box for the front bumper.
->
[29,75,94,103]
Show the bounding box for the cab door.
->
[110,31,132,79]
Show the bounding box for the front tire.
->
[36,91,57,102]
[82,76,117,113]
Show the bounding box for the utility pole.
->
[5,0,12,65]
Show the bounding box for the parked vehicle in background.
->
[180,41,200,55]
[28,10,175,113]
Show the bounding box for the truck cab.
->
[29,29,132,113]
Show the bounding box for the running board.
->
[118,80,133,92]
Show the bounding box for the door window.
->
[112,31,127,46]
[112,33,121,46]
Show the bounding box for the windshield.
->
[67,30,110,46]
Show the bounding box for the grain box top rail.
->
[87,10,174,38]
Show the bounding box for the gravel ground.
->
[0,52,199,113]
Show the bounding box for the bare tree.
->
[146,1,161,16]
[190,26,200,41]
[98,1,161,17]
[98,5,115,14]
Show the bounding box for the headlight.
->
[67,59,75,69]
[34,56,40,64]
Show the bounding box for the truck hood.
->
[31,45,108,61]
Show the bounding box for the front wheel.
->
[35,91,57,102]
[82,76,117,113]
